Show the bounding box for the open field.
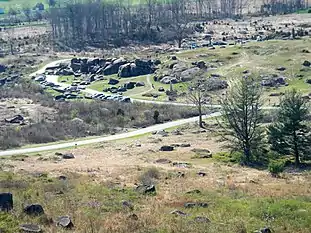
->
[0,124,310,233]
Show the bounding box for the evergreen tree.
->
[268,89,311,166]
[219,77,264,163]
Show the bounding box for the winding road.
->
[0,59,276,156]
[0,60,221,156]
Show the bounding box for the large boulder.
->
[136,81,145,87]
[205,77,228,91]
[125,82,136,89]
[118,63,135,77]
[104,57,127,75]
[0,64,6,73]
[160,76,179,84]
[70,62,81,72]
[118,59,156,78]
[24,204,44,216]
[180,67,201,81]
[0,193,13,211]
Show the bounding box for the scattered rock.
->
[56,216,74,229]
[170,209,187,216]
[180,143,191,147]
[158,87,165,92]
[135,184,156,195]
[4,114,24,124]
[306,79,311,84]
[176,171,185,178]
[155,158,172,164]
[160,146,174,151]
[184,202,197,208]
[197,171,206,177]
[171,55,177,60]
[186,189,201,195]
[59,175,67,180]
[128,213,138,220]
[108,78,119,85]
[194,216,210,223]
[122,200,134,210]
[153,130,168,137]
[276,66,286,71]
[171,129,183,135]
[184,202,208,208]
[269,92,282,97]
[172,162,191,168]
[0,193,13,211]
[24,204,44,216]
[62,153,75,159]
[302,60,311,67]
[20,224,42,233]
[191,148,212,158]
[254,227,272,233]
[136,81,145,87]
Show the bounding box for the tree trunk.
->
[244,142,251,163]
[293,132,300,166]
[178,38,182,48]
[198,103,204,128]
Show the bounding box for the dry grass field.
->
[1,123,310,233]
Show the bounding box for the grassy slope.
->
[0,167,310,233]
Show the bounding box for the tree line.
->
[48,0,307,49]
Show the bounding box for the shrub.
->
[268,160,285,177]
[139,167,160,185]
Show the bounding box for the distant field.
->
[0,0,48,11]
[0,0,163,11]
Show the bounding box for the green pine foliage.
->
[268,89,311,166]
[219,77,265,164]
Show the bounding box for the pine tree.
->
[219,77,264,164]
[268,89,311,166]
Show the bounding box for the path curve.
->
[0,60,277,156]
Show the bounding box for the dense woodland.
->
[49,0,308,49]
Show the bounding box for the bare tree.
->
[169,0,193,48]
[187,71,211,128]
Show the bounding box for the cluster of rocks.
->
[260,74,287,87]
[0,193,73,232]
[0,73,21,86]
[155,61,204,84]
[105,79,145,93]
[49,57,160,79]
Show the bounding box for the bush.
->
[139,167,160,186]
[268,160,285,177]
[308,9,311,13]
